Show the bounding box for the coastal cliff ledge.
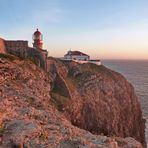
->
[48,58,146,147]
[0,54,146,147]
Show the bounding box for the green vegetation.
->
[0,121,5,136]
[67,64,116,83]
[28,57,38,65]
[39,130,48,141]
[78,64,106,74]
[50,92,69,112]
[65,78,77,91]
[50,77,71,112]
[26,96,35,105]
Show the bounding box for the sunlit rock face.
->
[0,55,145,147]
[0,38,6,54]
[49,58,146,147]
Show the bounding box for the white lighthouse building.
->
[64,50,90,61]
[63,50,101,66]
[33,29,43,49]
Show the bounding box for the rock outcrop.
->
[0,54,145,147]
[0,38,6,54]
[48,58,146,147]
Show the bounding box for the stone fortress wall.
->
[5,40,28,57]
[0,39,48,70]
[26,47,48,70]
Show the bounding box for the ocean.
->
[102,60,148,145]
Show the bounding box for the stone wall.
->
[5,40,28,58]
[5,40,28,55]
[26,47,48,70]
[3,40,48,71]
[5,40,28,48]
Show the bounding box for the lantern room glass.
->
[33,34,43,41]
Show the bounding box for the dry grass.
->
[50,92,69,112]
[0,53,16,61]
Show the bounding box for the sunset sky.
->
[0,0,148,59]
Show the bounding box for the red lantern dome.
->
[33,28,43,49]
[33,28,43,41]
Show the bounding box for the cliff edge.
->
[0,54,146,147]
[48,58,146,147]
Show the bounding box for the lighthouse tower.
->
[33,29,43,49]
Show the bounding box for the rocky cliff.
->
[0,38,6,54]
[0,54,145,147]
[48,58,146,147]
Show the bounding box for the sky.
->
[0,0,148,59]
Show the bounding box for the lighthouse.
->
[33,29,43,49]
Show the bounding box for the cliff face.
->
[0,54,145,147]
[0,38,6,54]
[48,58,146,147]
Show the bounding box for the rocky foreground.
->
[0,54,146,148]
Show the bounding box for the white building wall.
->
[64,55,89,61]
[63,51,101,66]
[89,60,101,65]
[73,60,101,66]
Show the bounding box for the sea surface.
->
[102,60,148,145]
